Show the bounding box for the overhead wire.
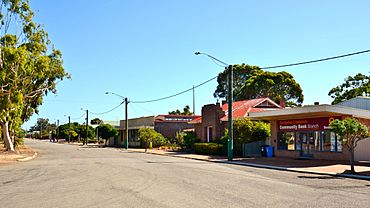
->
[261,49,370,69]
[90,101,124,115]
[130,49,370,104]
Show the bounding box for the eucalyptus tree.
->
[0,0,69,151]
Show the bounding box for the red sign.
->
[278,117,341,132]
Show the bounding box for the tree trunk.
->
[2,122,15,152]
[350,148,355,174]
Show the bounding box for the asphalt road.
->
[0,139,369,208]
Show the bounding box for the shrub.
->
[194,143,224,155]
[138,128,169,151]
[14,137,24,147]
[183,131,197,149]
[219,119,271,156]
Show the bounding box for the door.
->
[300,132,314,157]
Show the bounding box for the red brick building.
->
[119,115,200,147]
[249,103,370,161]
[189,98,282,142]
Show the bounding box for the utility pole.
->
[227,65,233,161]
[193,85,195,115]
[125,97,129,149]
[85,109,88,145]
[68,116,71,143]
[195,52,233,161]
[57,119,59,143]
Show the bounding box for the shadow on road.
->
[297,175,343,180]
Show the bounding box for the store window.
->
[278,132,295,150]
[322,131,341,152]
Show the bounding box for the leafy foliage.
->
[328,73,370,104]
[97,124,118,142]
[168,105,192,115]
[91,118,103,125]
[194,143,224,155]
[0,0,69,151]
[218,118,271,156]
[214,64,303,106]
[29,118,56,139]
[330,118,369,173]
[138,128,168,151]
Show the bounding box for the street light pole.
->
[85,109,88,146]
[195,52,234,161]
[227,65,233,161]
[68,116,71,143]
[105,92,129,149]
[125,97,129,150]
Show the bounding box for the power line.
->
[71,114,85,120]
[127,49,370,104]
[261,49,370,69]
[131,76,217,104]
[90,102,124,115]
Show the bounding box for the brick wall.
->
[154,122,195,140]
[199,103,225,142]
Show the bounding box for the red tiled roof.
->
[220,97,281,121]
[188,116,202,124]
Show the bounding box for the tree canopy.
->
[328,73,370,104]
[168,105,192,115]
[330,118,369,173]
[91,118,103,125]
[97,124,118,141]
[0,0,69,151]
[214,64,304,106]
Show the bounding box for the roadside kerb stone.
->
[127,149,370,181]
[16,152,38,162]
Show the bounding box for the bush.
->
[218,119,271,156]
[194,143,224,155]
[14,137,24,147]
[138,128,169,150]
[183,131,197,149]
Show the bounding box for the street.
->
[0,139,369,208]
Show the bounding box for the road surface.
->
[0,139,369,208]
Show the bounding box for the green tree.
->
[29,118,56,139]
[328,73,370,104]
[138,128,168,152]
[330,118,369,174]
[214,64,304,106]
[168,105,193,115]
[219,118,271,156]
[0,0,69,151]
[97,124,118,145]
[91,118,103,125]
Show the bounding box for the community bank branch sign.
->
[278,117,340,131]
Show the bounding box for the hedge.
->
[194,143,224,155]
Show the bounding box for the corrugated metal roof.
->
[336,96,370,110]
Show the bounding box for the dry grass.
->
[0,145,36,165]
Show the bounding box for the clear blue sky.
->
[23,0,370,129]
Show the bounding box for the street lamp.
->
[195,52,234,161]
[105,92,129,149]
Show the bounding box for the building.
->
[336,96,370,110]
[189,97,282,142]
[249,102,370,161]
[118,115,199,147]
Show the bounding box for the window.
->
[322,131,341,152]
[278,132,295,150]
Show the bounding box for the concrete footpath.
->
[126,148,370,181]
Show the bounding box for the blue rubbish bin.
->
[260,145,269,157]
[266,146,274,157]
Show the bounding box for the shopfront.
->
[278,117,342,158]
[249,104,370,161]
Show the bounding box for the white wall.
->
[355,138,370,161]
